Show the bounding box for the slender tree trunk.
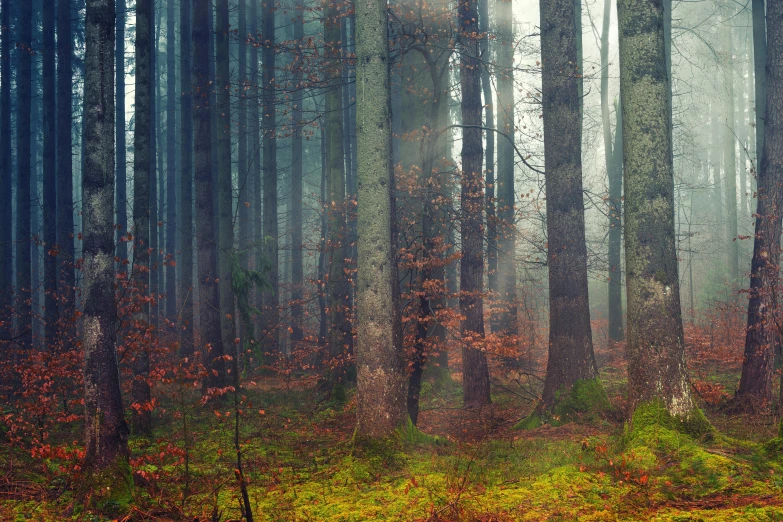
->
[0,0,11,339]
[291,0,304,345]
[166,0,177,323]
[250,0,261,337]
[539,0,600,410]
[150,12,159,332]
[737,1,783,411]
[131,0,153,436]
[194,0,226,388]
[261,0,279,357]
[83,0,129,468]
[724,19,739,286]
[56,0,75,337]
[408,49,450,425]
[601,0,624,343]
[116,0,127,272]
[325,0,350,384]
[179,0,194,356]
[355,0,408,436]
[495,0,516,338]
[608,99,624,341]
[459,0,491,408]
[752,0,766,163]
[618,0,696,419]
[479,0,497,332]
[238,0,250,275]
[215,0,234,356]
[16,0,32,350]
[43,0,58,346]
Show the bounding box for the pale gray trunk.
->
[355,0,408,436]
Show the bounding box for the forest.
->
[1,0,783,519]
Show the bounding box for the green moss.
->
[552,378,611,421]
[626,399,712,443]
[83,458,135,517]
[396,417,445,446]
[515,411,543,431]
[516,379,610,430]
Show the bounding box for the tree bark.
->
[325,0,350,384]
[43,0,58,346]
[131,0,153,436]
[83,0,129,467]
[0,0,11,340]
[194,0,227,388]
[261,0,279,358]
[56,0,75,339]
[165,0,177,323]
[479,0,497,332]
[291,0,304,345]
[116,0,127,273]
[179,0,194,357]
[355,0,408,436]
[539,0,600,409]
[737,0,783,411]
[16,0,32,350]
[617,0,696,419]
[752,0,766,163]
[459,0,491,408]
[495,0,517,339]
[608,100,624,341]
[215,0,235,358]
[723,19,739,285]
[600,0,624,343]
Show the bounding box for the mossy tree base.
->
[515,378,611,430]
[79,458,135,518]
[625,399,713,445]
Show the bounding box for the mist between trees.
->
[1,0,783,520]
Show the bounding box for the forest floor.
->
[2,361,783,521]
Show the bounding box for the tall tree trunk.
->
[156,8,164,328]
[291,0,304,345]
[179,0,194,356]
[215,0,234,355]
[600,0,624,342]
[355,0,408,437]
[407,42,451,424]
[495,0,516,338]
[752,0,766,163]
[56,0,75,338]
[479,0,497,332]
[150,12,159,332]
[132,0,153,436]
[617,0,697,420]
[459,0,491,408]
[325,0,350,384]
[539,0,600,410]
[83,0,129,468]
[16,0,32,350]
[166,0,177,323]
[116,0,127,271]
[238,0,250,277]
[250,0,261,336]
[0,0,11,340]
[737,0,783,411]
[261,0,279,358]
[194,0,226,388]
[723,18,739,286]
[43,0,58,346]
[608,99,624,341]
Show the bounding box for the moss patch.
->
[515,379,610,430]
